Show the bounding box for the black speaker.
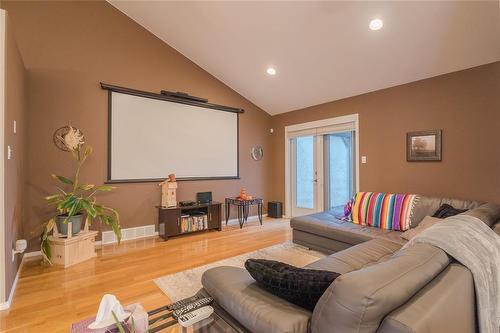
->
[268,201,282,218]
[196,192,213,204]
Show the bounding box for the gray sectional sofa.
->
[201,196,500,333]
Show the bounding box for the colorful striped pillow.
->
[350,192,418,231]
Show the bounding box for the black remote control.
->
[172,297,214,319]
[167,295,200,311]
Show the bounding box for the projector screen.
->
[104,85,240,182]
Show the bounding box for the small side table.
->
[48,230,98,267]
[225,197,263,228]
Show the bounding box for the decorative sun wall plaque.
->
[53,125,85,152]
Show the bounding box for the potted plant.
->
[41,126,121,263]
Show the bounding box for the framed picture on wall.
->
[406,130,442,161]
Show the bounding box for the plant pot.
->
[56,214,83,236]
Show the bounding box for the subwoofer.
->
[268,201,282,218]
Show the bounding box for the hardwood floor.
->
[0,218,291,333]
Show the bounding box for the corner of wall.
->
[2,8,28,306]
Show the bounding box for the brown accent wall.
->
[271,62,500,210]
[2,1,272,250]
[4,12,27,297]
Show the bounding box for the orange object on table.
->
[237,187,254,200]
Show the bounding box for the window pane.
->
[296,136,314,209]
[327,132,353,210]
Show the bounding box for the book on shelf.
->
[179,214,208,233]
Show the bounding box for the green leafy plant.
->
[41,126,121,263]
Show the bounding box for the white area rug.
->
[154,242,326,301]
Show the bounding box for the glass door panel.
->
[291,136,318,217]
[296,136,314,209]
[324,132,354,213]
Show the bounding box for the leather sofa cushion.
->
[291,211,370,244]
[462,202,500,228]
[293,229,353,254]
[306,238,402,274]
[400,216,441,241]
[311,243,451,333]
[202,265,311,333]
[291,211,407,246]
[378,263,476,333]
[410,196,482,227]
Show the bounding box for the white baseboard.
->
[0,255,25,310]
[23,251,42,259]
[94,233,158,248]
[100,224,158,246]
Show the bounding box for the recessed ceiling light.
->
[266,67,276,75]
[369,18,383,31]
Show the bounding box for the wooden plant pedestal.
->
[48,230,98,267]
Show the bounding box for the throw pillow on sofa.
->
[401,216,442,240]
[432,203,468,218]
[350,192,418,231]
[245,259,340,311]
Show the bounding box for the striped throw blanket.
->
[350,192,418,231]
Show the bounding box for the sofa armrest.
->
[378,262,476,333]
[311,243,450,333]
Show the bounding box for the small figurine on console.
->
[159,173,178,208]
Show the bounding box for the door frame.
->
[284,114,359,218]
[0,9,6,305]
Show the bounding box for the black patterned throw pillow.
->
[432,204,468,218]
[244,259,340,311]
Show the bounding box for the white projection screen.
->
[105,85,240,182]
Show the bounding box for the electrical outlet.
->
[361,156,367,164]
[7,145,12,160]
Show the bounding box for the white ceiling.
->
[109,1,500,115]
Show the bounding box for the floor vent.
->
[101,225,157,245]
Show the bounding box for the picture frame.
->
[406,129,442,161]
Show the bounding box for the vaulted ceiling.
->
[109,1,500,115]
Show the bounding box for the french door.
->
[287,115,358,218]
[290,135,322,217]
[324,132,355,212]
